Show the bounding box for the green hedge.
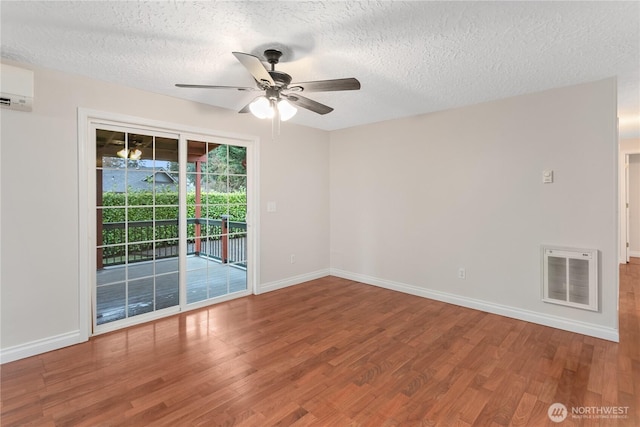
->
[101,191,247,222]
[100,191,247,250]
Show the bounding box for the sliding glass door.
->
[186,140,248,303]
[93,124,252,333]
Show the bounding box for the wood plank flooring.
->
[2,260,639,426]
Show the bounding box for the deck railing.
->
[99,217,246,267]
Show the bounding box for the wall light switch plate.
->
[267,201,277,212]
[542,170,553,184]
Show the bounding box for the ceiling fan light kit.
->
[176,48,361,125]
[249,95,298,121]
[117,147,142,160]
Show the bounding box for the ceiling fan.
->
[175,49,361,121]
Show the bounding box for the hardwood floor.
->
[2,261,639,426]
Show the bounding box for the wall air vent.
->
[542,246,598,311]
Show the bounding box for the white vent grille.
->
[542,246,598,311]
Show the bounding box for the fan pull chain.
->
[271,99,281,141]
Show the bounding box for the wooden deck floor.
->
[96,255,247,324]
[1,260,638,426]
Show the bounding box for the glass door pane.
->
[95,129,179,326]
[186,141,248,304]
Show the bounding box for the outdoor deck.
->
[96,255,247,325]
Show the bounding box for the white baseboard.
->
[1,330,85,364]
[629,250,640,258]
[258,269,330,294]
[330,268,619,343]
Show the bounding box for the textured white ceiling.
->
[1,1,639,136]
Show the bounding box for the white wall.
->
[0,61,330,360]
[620,138,640,152]
[330,78,619,340]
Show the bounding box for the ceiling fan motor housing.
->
[269,70,292,88]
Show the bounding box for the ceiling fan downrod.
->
[263,49,283,71]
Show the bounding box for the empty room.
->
[1,2,639,426]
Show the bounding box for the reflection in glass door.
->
[186,140,248,304]
[95,128,180,326]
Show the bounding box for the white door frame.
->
[626,153,640,260]
[625,154,630,263]
[619,144,640,264]
[78,108,260,340]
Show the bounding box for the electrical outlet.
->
[458,268,466,279]
[290,254,296,264]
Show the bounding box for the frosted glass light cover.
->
[278,99,297,121]
[249,96,274,119]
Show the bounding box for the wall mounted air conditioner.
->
[542,245,598,311]
[1,64,34,112]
